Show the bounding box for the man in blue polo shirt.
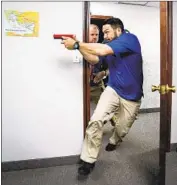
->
[61,17,144,176]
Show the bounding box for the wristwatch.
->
[73,42,80,50]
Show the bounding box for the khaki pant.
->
[90,81,116,125]
[81,86,141,163]
[90,80,105,105]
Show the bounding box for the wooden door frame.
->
[160,1,173,154]
[159,1,173,185]
[83,2,90,136]
[91,15,113,20]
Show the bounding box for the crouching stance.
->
[61,17,144,176]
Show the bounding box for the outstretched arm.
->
[61,37,114,65]
[79,49,99,64]
[79,42,113,56]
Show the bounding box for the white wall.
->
[2,2,84,162]
[171,2,177,144]
[90,2,160,109]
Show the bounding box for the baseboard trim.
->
[171,143,177,152]
[2,155,80,172]
[139,107,160,113]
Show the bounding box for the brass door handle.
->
[152,85,161,92]
[151,84,176,94]
[166,84,176,93]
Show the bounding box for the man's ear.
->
[117,27,122,33]
[116,28,122,36]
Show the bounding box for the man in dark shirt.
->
[89,24,108,104]
[62,17,143,176]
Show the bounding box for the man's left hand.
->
[61,36,76,50]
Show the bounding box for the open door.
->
[153,1,175,185]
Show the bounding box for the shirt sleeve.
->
[106,37,131,56]
[98,56,106,65]
[100,56,108,70]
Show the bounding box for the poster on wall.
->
[4,10,39,37]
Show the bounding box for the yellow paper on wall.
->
[4,10,39,37]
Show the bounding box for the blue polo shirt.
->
[99,32,144,101]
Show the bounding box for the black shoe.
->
[78,159,84,165]
[105,143,116,151]
[78,161,95,176]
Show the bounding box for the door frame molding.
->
[83,2,90,136]
[91,15,113,20]
[160,1,173,154]
[159,1,173,185]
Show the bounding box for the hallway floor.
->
[2,112,177,185]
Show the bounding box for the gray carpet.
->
[2,112,162,185]
[166,152,177,184]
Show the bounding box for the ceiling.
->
[116,1,160,8]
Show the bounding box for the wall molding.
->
[139,107,160,113]
[170,143,177,152]
[2,143,174,173]
[2,155,80,172]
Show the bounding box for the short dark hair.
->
[103,17,124,32]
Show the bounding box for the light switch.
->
[72,50,81,63]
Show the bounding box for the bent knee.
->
[86,121,103,143]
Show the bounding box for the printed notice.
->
[4,10,39,37]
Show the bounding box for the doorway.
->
[89,15,112,117]
[89,11,160,185]
[83,1,175,185]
